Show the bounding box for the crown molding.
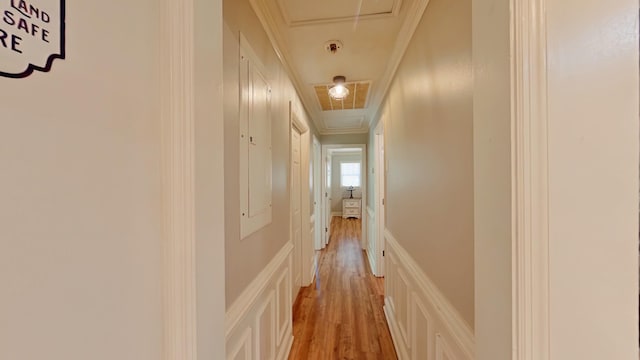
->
[250,0,429,135]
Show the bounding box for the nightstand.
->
[342,198,362,219]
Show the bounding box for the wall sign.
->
[0,0,65,78]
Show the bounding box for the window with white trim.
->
[340,162,361,187]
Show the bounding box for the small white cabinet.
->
[342,198,362,219]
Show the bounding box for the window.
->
[341,162,361,187]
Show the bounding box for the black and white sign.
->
[0,0,65,78]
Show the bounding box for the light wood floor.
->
[289,217,397,360]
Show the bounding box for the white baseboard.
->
[331,211,342,217]
[384,229,475,360]
[225,242,294,360]
[385,304,411,359]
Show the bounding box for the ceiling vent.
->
[314,81,370,111]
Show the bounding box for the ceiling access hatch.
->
[314,81,371,111]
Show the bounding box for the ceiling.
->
[250,0,430,135]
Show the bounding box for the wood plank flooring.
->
[289,217,397,360]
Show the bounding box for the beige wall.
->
[223,0,317,306]
[376,0,474,327]
[0,1,163,359]
[546,0,638,357]
[472,0,512,358]
[330,153,363,212]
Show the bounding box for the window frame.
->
[340,161,361,187]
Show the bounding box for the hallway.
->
[289,217,397,360]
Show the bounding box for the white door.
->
[291,127,302,298]
[313,138,322,250]
[323,152,332,246]
[375,126,386,276]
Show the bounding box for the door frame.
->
[289,101,313,294]
[373,121,385,277]
[161,0,226,358]
[313,136,323,251]
[290,123,303,298]
[321,143,367,249]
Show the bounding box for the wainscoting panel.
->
[396,267,411,349]
[384,229,475,360]
[435,334,455,360]
[255,291,276,360]
[226,242,294,360]
[228,329,251,360]
[412,295,432,360]
[275,269,290,347]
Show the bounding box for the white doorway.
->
[291,126,302,298]
[321,144,367,249]
[313,136,323,252]
[373,121,386,277]
[321,151,332,248]
[290,102,314,300]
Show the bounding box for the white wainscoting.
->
[384,230,475,360]
[366,206,378,275]
[226,242,294,360]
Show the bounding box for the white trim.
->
[289,102,314,289]
[331,211,343,217]
[276,332,294,360]
[254,291,276,360]
[275,268,290,347]
[161,0,197,358]
[366,206,377,275]
[225,242,294,338]
[511,0,550,358]
[312,135,323,251]
[385,229,475,358]
[374,119,386,277]
[291,104,309,134]
[366,206,375,219]
[384,305,410,359]
[323,144,368,249]
[226,329,251,360]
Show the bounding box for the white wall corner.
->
[511,0,550,358]
[161,0,198,358]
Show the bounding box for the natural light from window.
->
[341,162,361,187]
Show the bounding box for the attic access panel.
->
[278,0,399,25]
[315,81,370,111]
